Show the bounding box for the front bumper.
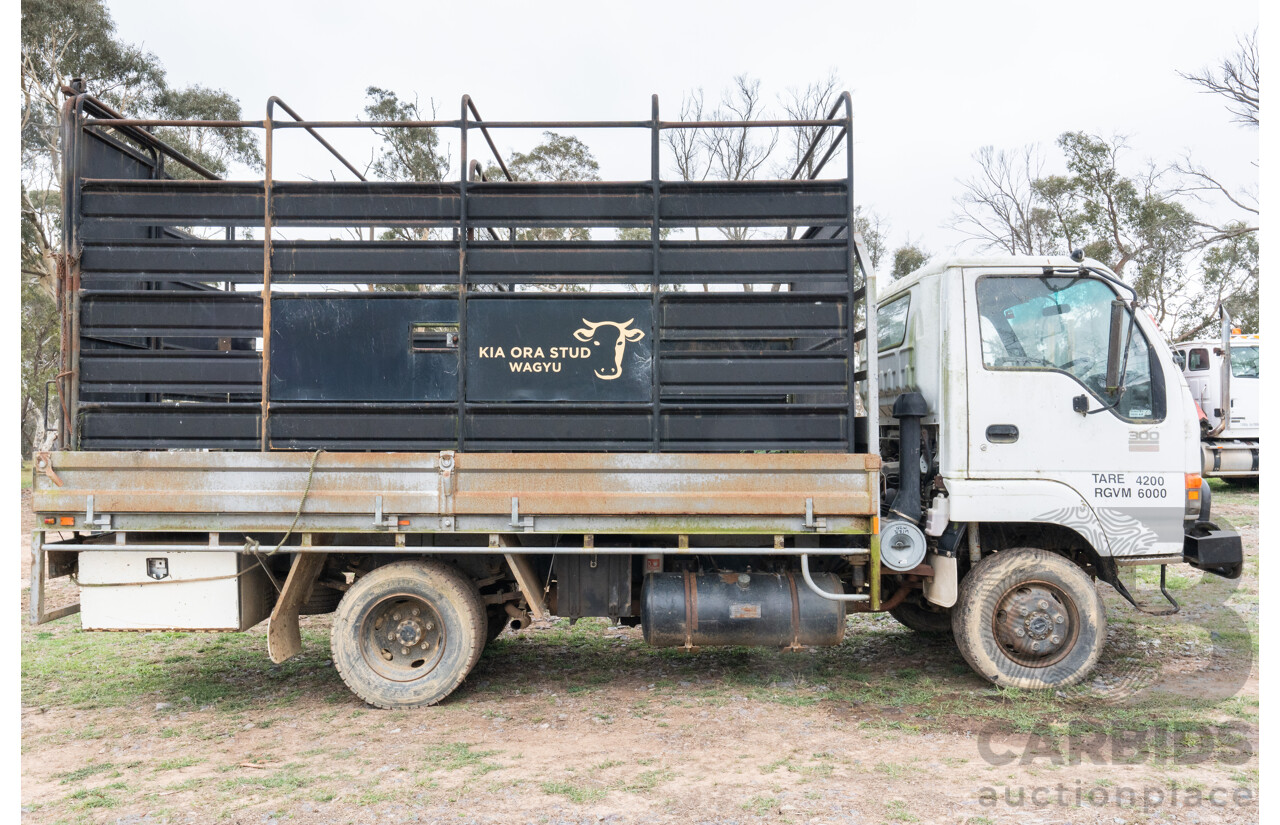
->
[1183,521,1244,579]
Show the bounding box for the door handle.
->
[985,425,1019,444]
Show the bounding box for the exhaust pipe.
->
[889,392,928,522]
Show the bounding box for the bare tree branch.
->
[1178,29,1259,128]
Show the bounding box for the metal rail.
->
[60,90,870,456]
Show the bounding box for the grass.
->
[741,794,782,817]
[421,743,502,775]
[19,483,1258,821]
[539,779,606,804]
[885,799,920,822]
[57,762,117,784]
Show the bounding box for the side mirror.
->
[1105,299,1126,395]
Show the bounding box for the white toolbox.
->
[78,551,273,631]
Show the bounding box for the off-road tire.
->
[889,597,953,634]
[331,560,485,708]
[952,548,1105,689]
[299,582,343,615]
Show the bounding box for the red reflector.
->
[43,518,55,525]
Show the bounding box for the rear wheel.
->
[331,561,485,708]
[889,596,952,634]
[952,548,1105,689]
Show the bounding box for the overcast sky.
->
[106,0,1258,256]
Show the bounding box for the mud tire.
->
[331,560,485,708]
[952,548,1105,689]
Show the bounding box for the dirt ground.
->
[20,485,1260,825]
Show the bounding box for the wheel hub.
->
[993,584,1074,666]
[362,596,445,682]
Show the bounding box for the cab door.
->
[963,267,1185,557]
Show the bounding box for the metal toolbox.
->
[78,551,273,632]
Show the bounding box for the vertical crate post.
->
[457,96,470,451]
[650,95,662,452]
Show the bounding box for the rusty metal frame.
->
[28,532,82,625]
[33,450,879,536]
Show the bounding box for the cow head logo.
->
[573,318,645,380]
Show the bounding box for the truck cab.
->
[875,256,1243,686]
[1172,332,1259,480]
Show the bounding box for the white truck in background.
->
[1171,308,1259,484]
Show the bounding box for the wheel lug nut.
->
[401,647,409,655]
[1038,600,1048,610]
[1014,627,1025,637]
[411,608,420,616]
[1051,635,1061,645]
[1054,615,1064,624]
[1031,642,1040,651]
[387,633,395,641]
[392,612,401,621]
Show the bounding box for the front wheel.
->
[952,548,1105,689]
[331,560,485,708]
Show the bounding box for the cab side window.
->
[1188,349,1209,371]
[877,294,910,352]
[975,275,1164,422]
[1172,350,1187,371]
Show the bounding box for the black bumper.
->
[1184,522,1244,579]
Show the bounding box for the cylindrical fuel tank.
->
[1202,442,1258,477]
[641,570,846,648]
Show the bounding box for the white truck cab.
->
[873,255,1243,688]
[1172,328,1259,480]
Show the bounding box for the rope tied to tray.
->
[72,452,324,589]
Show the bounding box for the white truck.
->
[30,90,1243,708]
[874,254,1243,684]
[1171,311,1259,483]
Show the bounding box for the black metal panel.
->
[271,296,458,402]
[270,407,456,451]
[467,182,651,226]
[272,181,460,225]
[79,405,259,450]
[464,408,653,450]
[661,181,848,225]
[81,240,461,285]
[80,351,260,394]
[80,180,265,226]
[81,292,262,337]
[661,408,850,450]
[465,297,652,402]
[660,355,847,395]
[557,555,634,620]
[80,128,159,184]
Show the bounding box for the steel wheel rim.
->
[359,594,447,683]
[991,580,1080,669]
